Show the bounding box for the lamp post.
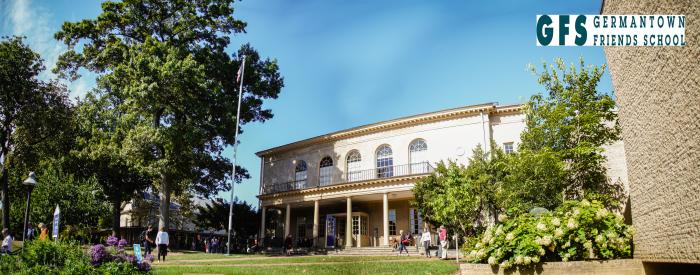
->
[22,172,37,251]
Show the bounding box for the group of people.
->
[395,225,449,259]
[1,222,51,254]
[140,225,170,262]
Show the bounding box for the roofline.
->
[256,102,525,157]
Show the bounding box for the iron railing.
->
[262,162,433,195]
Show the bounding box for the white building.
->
[256,102,627,248]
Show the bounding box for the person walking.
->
[38,223,49,241]
[439,225,448,259]
[398,230,410,255]
[141,225,155,256]
[420,227,432,258]
[1,228,12,254]
[25,224,35,242]
[155,227,169,262]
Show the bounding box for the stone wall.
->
[602,0,700,264]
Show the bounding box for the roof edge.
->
[256,102,525,157]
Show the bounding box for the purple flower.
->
[118,238,128,249]
[138,261,151,272]
[126,255,136,264]
[106,236,119,246]
[144,254,155,263]
[89,244,109,265]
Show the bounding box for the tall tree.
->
[0,36,72,229]
[54,0,283,229]
[195,197,259,243]
[522,57,623,207]
[72,91,151,236]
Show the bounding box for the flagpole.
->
[227,55,246,255]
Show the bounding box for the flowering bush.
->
[106,235,119,246]
[90,244,110,265]
[465,200,634,269]
[87,236,152,273]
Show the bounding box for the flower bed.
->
[464,200,634,269]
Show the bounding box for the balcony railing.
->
[262,162,434,195]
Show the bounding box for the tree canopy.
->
[0,36,73,230]
[54,0,284,229]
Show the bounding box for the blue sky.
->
[1,0,612,207]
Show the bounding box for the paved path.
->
[155,257,436,267]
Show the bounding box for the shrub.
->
[22,240,88,269]
[465,200,634,269]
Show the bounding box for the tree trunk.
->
[111,197,121,237]
[0,166,9,230]
[158,173,171,231]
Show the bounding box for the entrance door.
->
[325,215,336,248]
[352,215,369,247]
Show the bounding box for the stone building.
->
[256,102,627,249]
[602,0,700,268]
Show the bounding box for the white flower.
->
[584,240,593,249]
[551,218,561,227]
[532,256,540,263]
[495,225,504,236]
[567,218,578,229]
[498,213,509,222]
[536,223,547,231]
[488,256,497,265]
[469,250,477,257]
[538,247,546,256]
[562,241,571,248]
[540,235,552,246]
[562,257,569,262]
[581,199,590,207]
[554,228,564,238]
[595,234,605,243]
[596,208,609,219]
[506,233,514,241]
[606,232,618,240]
[501,261,511,269]
[523,256,532,265]
[475,242,482,249]
[573,208,581,216]
[515,255,524,265]
[614,212,624,220]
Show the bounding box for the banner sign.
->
[52,205,60,240]
[536,15,686,46]
[325,215,336,248]
[133,244,143,263]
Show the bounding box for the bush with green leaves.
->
[465,200,634,268]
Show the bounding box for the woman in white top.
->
[155,227,169,262]
[420,226,432,258]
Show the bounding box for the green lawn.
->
[151,253,459,275]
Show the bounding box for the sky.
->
[1,0,612,207]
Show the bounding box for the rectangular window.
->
[409,208,422,234]
[352,216,359,235]
[504,142,514,154]
[388,209,397,235]
[297,217,306,239]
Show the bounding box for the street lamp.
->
[22,172,37,251]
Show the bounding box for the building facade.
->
[256,102,627,249]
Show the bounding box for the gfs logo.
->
[537,15,587,46]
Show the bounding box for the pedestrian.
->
[38,223,49,241]
[398,230,410,255]
[420,226,432,258]
[141,225,155,255]
[155,226,169,262]
[1,228,12,254]
[439,225,448,259]
[284,234,293,256]
[25,224,35,241]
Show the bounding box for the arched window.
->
[319,156,333,186]
[294,160,307,189]
[376,145,393,178]
[346,150,362,182]
[409,139,428,173]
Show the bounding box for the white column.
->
[259,206,267,242]
[346,197,352,247]
[284,203,291,238]
[313,200,319,247]
[383,193,389,246]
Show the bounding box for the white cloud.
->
[2,0,94,100]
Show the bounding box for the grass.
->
[151,252,459,275]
